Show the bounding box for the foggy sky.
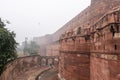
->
[0,0,90,44]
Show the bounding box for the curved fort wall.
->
[0,55,59,80]
[58,0,120,80]
[0,55,40,80]
[2,0,120,80]
[37,0,120,57]
[90,9,120,80]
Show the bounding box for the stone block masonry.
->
[0,55,59,80]
[58,0,120,80]
[1,0,120,80]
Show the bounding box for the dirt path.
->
[37,67,58,80]
[14,66,50,80]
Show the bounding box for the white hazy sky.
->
[0,0,91,44]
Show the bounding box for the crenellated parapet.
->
[60,7,120,53]
[59,6,120,80]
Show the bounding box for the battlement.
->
[91,0,104,4]
[58,1,120,80]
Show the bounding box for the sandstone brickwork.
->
[52,0,120,41]
[32,0,120,79]
[37,0,120,56]
[46,41,59,56]
[0,55,59,80]
[4,0,120,80]
[58,0,120,80]
[90,9,120,80]
[0,55,41,80]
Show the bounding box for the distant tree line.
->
[22,38,40,56]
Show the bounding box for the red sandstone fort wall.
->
[37,0,120,56]
[59,35,90,80]
[0,56,40,80]
[59,53,90,80]
[90,9,120,80]
[32,0,120,80]
[90,57,120,80]
[58,0,120,80]
[46,41,59,56]
[53,0,120,41]
[34,0,120,56]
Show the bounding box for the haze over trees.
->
[22,38,40,56]
[0,18,17,75]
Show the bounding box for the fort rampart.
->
[55,0,120,80]
[59,6,120,80]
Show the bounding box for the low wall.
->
[0,55,40,80]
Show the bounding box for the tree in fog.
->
[23,39,39,56]
[23,37,29,55]
[28,41,39,55]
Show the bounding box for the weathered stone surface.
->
[2,0,120,80]
[59,53,90,80]
[90,56,120,80]
[34,0,120,56]
[58,0,120,80]
[0,55,41,80]
[46,41,59,56]
[90,56,110,80]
